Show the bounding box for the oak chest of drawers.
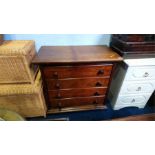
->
[32,46,122,113]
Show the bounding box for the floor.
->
[112,113,155,121]
[28,98,155,121]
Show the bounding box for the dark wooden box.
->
[110,34,155,57]
[113,34,155,42]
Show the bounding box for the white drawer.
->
[125,66,155,81]
[115,94,151,106]
[120,81,155,94]
[113,104,146,110]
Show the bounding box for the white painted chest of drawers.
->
[108,58,155,110]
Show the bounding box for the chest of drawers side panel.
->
[40,65,52,109]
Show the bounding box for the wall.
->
[4,34,111,51]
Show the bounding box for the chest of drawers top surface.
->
[32,46,122,64]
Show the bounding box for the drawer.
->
[42,64,113,79]
[49,96,105,109]
[120,81,155,94]
[125,66,155,81]
[113,104,146,110]
[46,77,110,90]
[116,94,151,106]
[48,87,107,99]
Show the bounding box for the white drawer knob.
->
[143,72,149,77]
[136,87,141,91]
[131,99,135,103]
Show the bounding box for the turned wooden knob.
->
[93,100,98,105]
[94,92,100,96]
[55,83,60,89]
[58,102,62,111]
[57,92,61,99]
[53,72,58,78]
[96,82,102,87]
[97,69,104,75]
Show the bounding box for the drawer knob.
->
[97,69,104,75]
[96,82,102,87]
[58,102,62,111]
[53,72,58,78]
[94,92,100,96]
[131,99,135,103]
[136,87,141,91]
[143,72,149,77]
[55,83,60,89]
[57,93,61,99]
[93,100,98,105]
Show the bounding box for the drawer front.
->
[48,87,107,99]
[120,81,155,94]
[113,104,146,110]
[116,94,150,106]
[49,96,105,109]
[46,77,110,90]
[125,66,155,81]
[43,65,113,79]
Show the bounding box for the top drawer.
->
[125,66,155,81]
[42,64,113,79]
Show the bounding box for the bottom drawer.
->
[49,96,105,109]
[116,94,150,105]
[113,104,146,110]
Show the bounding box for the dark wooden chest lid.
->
[110,35,155,58]
[113,34,155,42]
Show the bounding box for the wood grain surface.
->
[49,96,105,109]
[112,113,155,121]
[46,77,110,90]
[32,46,123,64]
[48,87,107,98]
[42,64,112,79]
